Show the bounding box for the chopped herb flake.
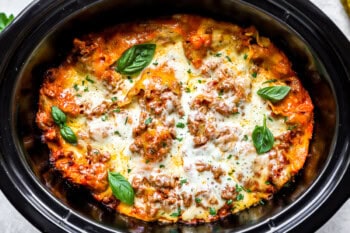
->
[84,87,89,92]
[226,55,232,62]
[252,72,258,78]
[111,96,118,102]
[263,79,277,84]
[268,116,274,122]
[101,114,108,121]
[227,154,233,159]
[176,137,183,142]
[227,199,233,205]
[73,84,79,91]
[195,197,202,203]
[198,79,202,84]
[180,178,187,186]
[159,164,165,168]
[288,125,297,130]
[236,193,244,201]
[185,87,191,93]
[145,117,152,125]
[170,208,181,217]
[243,54,248,60]
[114,108,121,113]
[127,168,131,173]
[125,116,128,125]
[187,69,192,74]
[214,53,222,57]
[127,76,133,83]
[86,76,95,83]
[176,122,185,128]
[209,207,217,216]
[153,61,158,66]
[235,184,243,192]
[243,135,248,141]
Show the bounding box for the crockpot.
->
[0,0,349,232]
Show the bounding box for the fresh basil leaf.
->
[115,44,156,75]
[0,13,14,32]
[252,116,274,154]
[51,106,67,126]
[257,85,291,102]
[108,171,135,205]
[60,125,77,143]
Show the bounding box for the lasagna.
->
[36,14,314,223]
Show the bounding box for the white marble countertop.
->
[0,0,349,232]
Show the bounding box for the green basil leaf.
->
[252,116,274,154]
[115,44,156,75]
[0,13,14,32]
[51,106,67,126]
[257,85,291,102]
[108,171,135,205]
[60,125,77,143]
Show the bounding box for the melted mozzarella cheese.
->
[39,16,313,223]
[68,35,289,221]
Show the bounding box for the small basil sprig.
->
[257,85,291,102]
[252,116,274,154]
[115,44,156,75]
[108,171,135,205]
[51,106,77,143]
[51,106,66,126]
[0,13,14,32]
[60,126,77,143]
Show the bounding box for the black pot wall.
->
[0,0,349,233]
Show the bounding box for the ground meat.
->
[149,174,177,188]
[138,75,182,116]
[211,166,225,182]
[132,176,150,196]
[73,37,100,58]
[221,185,237,200]
[195,161,212,172]
[149,191,165,203]
[191,94,214,113]
[130,123,174,162]
[213,126,238,152]
[187,113,215,147]
[181,192,193,207]
[130,110,175,162]
[268,150,289,187]
[86,145,111,163]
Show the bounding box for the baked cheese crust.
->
[36,14,314,223]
